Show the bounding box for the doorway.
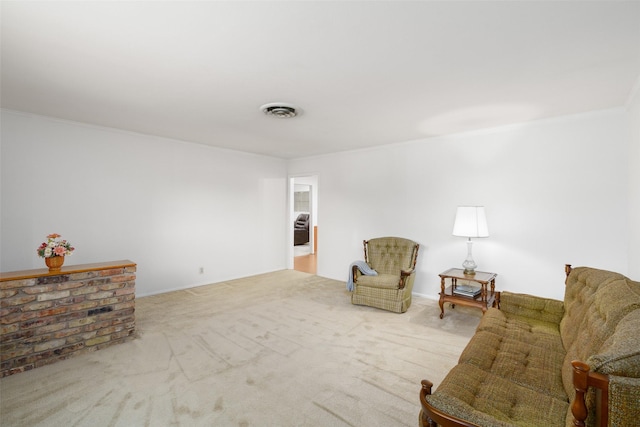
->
[290,175,317,274]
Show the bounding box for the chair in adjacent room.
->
[293,213,310,246]
[351,236,419,313]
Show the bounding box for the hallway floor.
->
[294,243,316,274]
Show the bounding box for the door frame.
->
[287,174,318,270]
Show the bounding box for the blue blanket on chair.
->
[347,260,377,291]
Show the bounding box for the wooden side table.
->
[438,268,498,319]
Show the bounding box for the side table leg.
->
[480,282,487,312]
[439,276,445,319]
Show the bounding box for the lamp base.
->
[461,239,478,276]
[462,268,476,276]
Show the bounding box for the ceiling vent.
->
[260,103,298,118]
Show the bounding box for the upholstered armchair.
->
[351,237,419,313]
[294,213,310,246]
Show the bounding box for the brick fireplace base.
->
[1,260,136,377]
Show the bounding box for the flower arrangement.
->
[37,233,75,258]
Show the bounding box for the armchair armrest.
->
[398,268,415,289]
[400,268,415,277]
[352,262,374,284]
[352,264,360,283]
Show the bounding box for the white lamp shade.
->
[452,206,489,238]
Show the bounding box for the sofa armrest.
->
[572,361,609,427]
[420,380,478,427]
[608,375,640,427]
[499,291,564,325]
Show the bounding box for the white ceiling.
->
[2,1,639,159]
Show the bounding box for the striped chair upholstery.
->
[351,237,419,313]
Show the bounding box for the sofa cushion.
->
[459,329,566,401]
[498,291,564,325]
[560,267,640,398]
[477,305,562,349]
[425,363,569,427]
[587,309,640,377]
[560,268,638,356]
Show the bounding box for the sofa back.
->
[560,267,640,424]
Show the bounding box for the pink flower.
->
[37,233,75,258]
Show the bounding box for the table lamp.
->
[452,206,489,276]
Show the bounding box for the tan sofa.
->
[419,265,640,427]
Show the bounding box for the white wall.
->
[289,109,631,300]
[0,110,288,296]
[628,84,640,280]
[3,107,633,300]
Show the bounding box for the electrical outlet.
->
[199,267,204,274]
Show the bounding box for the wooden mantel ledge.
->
[0,260,136,282]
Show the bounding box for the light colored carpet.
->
[0,270,480,427]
